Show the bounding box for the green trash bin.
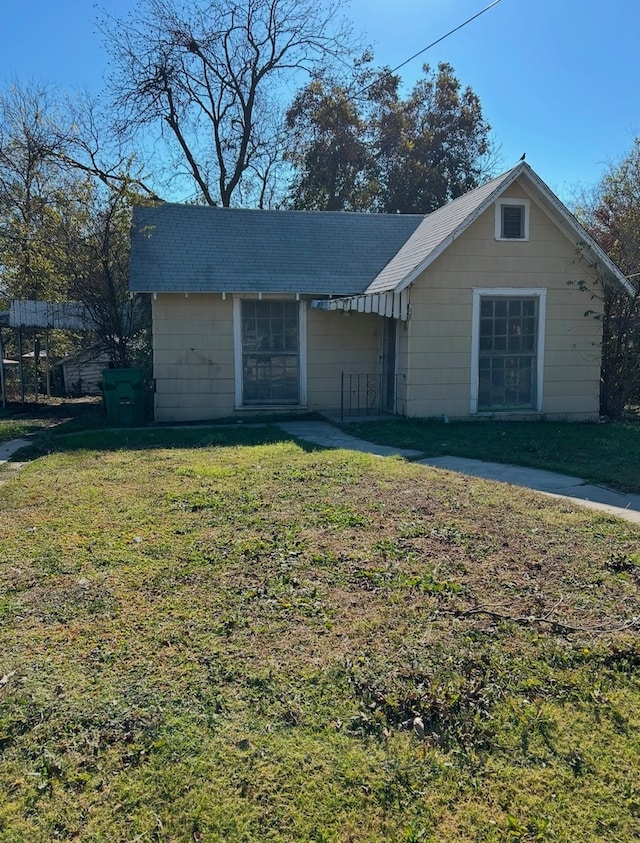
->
[102,367,146,426]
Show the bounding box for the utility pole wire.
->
[354,0,503,99]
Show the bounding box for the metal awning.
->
[310,290,410,321]
[9,300,94,330]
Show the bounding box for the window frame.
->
[495,198,530,241]
[233,296,307,409]
[470,287,546,414]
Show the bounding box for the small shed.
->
[59,351,110,396]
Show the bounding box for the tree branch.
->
[442,605,640,636]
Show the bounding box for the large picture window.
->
[240,300,301,405]
[471,289,546,414]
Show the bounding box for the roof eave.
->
[133,288,323,297]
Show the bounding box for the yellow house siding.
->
[404,181,603,420]
[149,174,612,423]
[306,309,380,412]
[152,294,236,422]
[152,295,382,421]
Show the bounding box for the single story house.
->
[129,162,631,423]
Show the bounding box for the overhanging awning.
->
[310,290,410,321]
[9,300,94,330]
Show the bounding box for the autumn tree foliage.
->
[0,83,73,303]
[578,139,640,417]
[285,60,492,213]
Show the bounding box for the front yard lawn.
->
[1,427,639,841]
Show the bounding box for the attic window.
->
[496,199,529,241]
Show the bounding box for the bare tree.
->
[99,0,355,207]
[64,180,153,369]
[56,90,162,201]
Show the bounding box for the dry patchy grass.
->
[1,429,639,841]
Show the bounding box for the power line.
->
[355,0,503,99]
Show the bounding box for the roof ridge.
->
[140,203,428,219]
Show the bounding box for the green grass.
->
[1,427,640,841]
[0,400,107,445]
[342,417,640,494]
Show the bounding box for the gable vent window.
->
[502,205,524,238]
[496,199,530,241]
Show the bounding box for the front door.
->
[382,318,397,413]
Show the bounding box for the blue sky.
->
[1,0,638,204]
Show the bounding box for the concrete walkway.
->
[420,456,640,524]
[276,420,423,459]
[0,438,31,488]
[277,421,640,525]
[0,438,31,463]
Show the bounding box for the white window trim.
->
[233,296,307,410]
[470,287,546,414]
[495,197,530,241]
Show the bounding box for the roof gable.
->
[364,162,632,296]
[515,166,634,295]
[364,168,520,295]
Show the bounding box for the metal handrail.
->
[341,372,382,420]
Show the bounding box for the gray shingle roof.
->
[129,204,423,295]
[129,163,632,298]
